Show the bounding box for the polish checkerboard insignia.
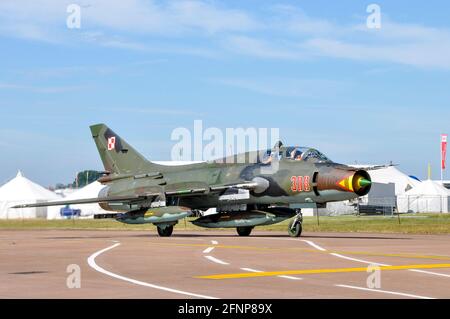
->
[107,137,116,151]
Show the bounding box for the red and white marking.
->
[107,137,116,150]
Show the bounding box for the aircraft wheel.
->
[236,226,253,236]
[288,219,302,237]
[157,225,173,237]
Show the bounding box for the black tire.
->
[236,226,253,236]
[288,220,302,237]
[157,225,174,237]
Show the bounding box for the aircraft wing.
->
[11,194,158,209]
[12,182,260,209]
[348,164,398,171]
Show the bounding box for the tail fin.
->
[90,124,156,175]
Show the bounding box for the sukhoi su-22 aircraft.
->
[14,124,373,237]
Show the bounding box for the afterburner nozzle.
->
[317,168,372,196]
[358,178,372,188]
[350,170,372,196]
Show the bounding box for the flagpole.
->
[442,134,448,183]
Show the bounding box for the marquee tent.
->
[0,171,60,219]
[398,180,450,213]
[47,181,108,219]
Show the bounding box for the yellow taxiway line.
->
[146,242,450,261]
[196,263,450,280]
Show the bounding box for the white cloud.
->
[303,37,450,69]
[1,1,450,69]
[353,20,450,42]
[222,19,450,69]
[167,1,259,34]
[268,4,345,36]
[16,59,168,79]
[99,37,218,58]
[0,0,258,38]
[108,106,204,116]
[0,82,90,93]
[223,36,302,60]
[212,77,349,98]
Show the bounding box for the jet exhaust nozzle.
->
[317,169,372,196]
[351,170,372,196]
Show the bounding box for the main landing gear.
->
[236,226,254,236]
[288,210,303,237]
[157,225,174,237]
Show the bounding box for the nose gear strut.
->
[288,209,303,237]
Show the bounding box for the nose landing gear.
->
[288,210,303,237]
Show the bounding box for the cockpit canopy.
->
[262,146,331,163]
[212,144,331,165]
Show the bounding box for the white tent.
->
[353,166,420,195]
[0,171,60,219]
[398,180,450,213]
[302,165,420,216]
[47,181,108,219]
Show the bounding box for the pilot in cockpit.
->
[290,148,303,161]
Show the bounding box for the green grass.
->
[261,214,450,234]
[1,213,450,234]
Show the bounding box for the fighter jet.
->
[13,124,372,237]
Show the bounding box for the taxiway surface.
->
[1,230,449,299]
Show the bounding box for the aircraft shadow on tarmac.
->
[130,233,413,240]
[40,233,412,241]
[42,236,121,240]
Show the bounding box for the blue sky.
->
[0,0,449,186]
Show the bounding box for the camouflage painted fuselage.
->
[12,124,372,235]
[99,156,370,213]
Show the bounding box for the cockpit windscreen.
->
[261,147,331,163]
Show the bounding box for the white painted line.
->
[203,247,215,254]
[245,234,450,280]
[335,284,435,299]
[241,268,302,280]
[331,249,450,279]
[202,240,218,254]
[301,239,327,251]
[240,268,263,273]
[88,243,217,299]
[329,250,450,279]
[330,253,390,267]
[278,275,303,280]
[204,255,229,265]
[408,269,450,278]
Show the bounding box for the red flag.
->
[442,134,448,170]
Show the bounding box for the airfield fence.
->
[328,195,450,216]
[397,195,450,214]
